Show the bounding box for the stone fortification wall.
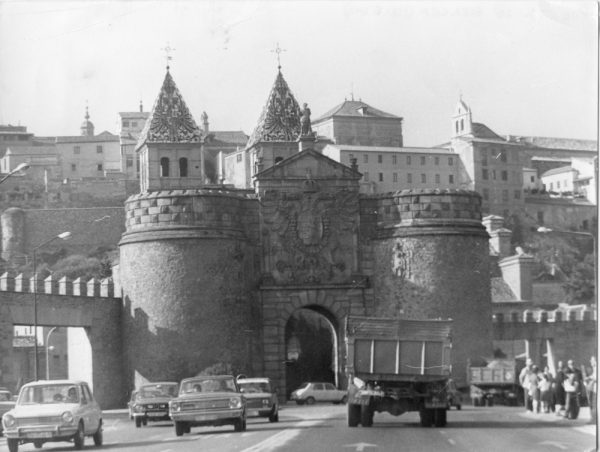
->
[366,189,492,386]
[119,189,260,390]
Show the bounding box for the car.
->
[130,382,178,427]
[290,382,347,405]
[169,375,246,436]
[127,390,137,420]
[237,377,279,422]
[446,379,462,410]
[0,389,15,436]
[1,379,103,452]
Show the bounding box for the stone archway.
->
[284,306,340,398]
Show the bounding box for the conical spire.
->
[136,70,202,150]
[246,70,301,150]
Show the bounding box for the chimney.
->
[498,253,536,301]
[139,100,143,112]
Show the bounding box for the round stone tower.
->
[119,189,259,387]
[369,188,492,385]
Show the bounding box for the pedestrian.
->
[566,359,584,408]
[539,369,553,413]
[584,356,597,424]
[528,366,541,413]
[563,372,580,420]
[554,360,567,415]
[519,358,534,412]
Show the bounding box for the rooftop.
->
[314,99,400,122]
[510,136,598,151]
[56,131,119,143]
[4,145,56,156]
[541,165,576,177]
[324,144,455,154]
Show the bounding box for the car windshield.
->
[297,382,310,390]
[18,384,79,405]
[0,391,11,401]
[239,382,271,393]
[138,384,178,399]
[181,378,236,394]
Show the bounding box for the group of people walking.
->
[519,356,596,422]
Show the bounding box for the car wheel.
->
[457,404,462,410]
[360,404,373,427]
[34,440,44,449]
[306,396,315,405]
[93,419,103,446]
[420,408,434,427]
[174,421,185,437]
[434,408,447,427]
[348,403,360,427]
[269,408,279,422]
[341,395,348,404]
[73,422,85,450]
[7,438,19,452]
[234,417,244,432]
[135,416,142,428]
[184,424,191,434]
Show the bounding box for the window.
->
[392,155,397,165]
[363,172,369,181]
[421,174,426,183]
[583,219,589,230]
[434,156,439,165]
[448,157,454,166]
[549,182,553,190]
[514,189,521,199]
[537,211,544,225]
[406,156,412,165]
[236,154,242,162]
[530,175,535,183]
[126,157,133,168]
[274,157,283,164]
[122,120,130,127]
[482,169,489,180]
[379,173,383,182]
[435,174,440,184]
[481,150,488,166]
[500,151,507,162]
[131,121,138,128]
[378,155,382,164]
[160,157,169,177]
[502,189,509,202]
[449,174,454,184]
[97,163,103,172]
[71,163,77,172]
[363,154,368,164]
[407,173,412,183]
[420,156,426,165]
[393,172,398,182]
[557,181,561,189]
[501,170,508,181]
[483,188,489,200]
[492,170,496,180]
[96,145,103,154]
[74,146,80,154]
[179,157,188,177]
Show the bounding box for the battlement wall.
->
[0,273,120,298]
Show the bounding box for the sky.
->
[0,0,597,147]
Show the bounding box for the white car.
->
[1,380,103,452]
[290,382,348,405]
[237,377,279,422]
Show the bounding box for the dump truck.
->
[345,315,453,427]
[468,360,518,406]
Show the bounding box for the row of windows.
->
[73,145,103,154]
[351,153,454,167]
[363,172,455,184]
[121,120,139,128]
[70,163,103,172]
[546,180,571,191]
[480,149,519,165]
[2,135,29,141]
[160,157,188,177]
[481,188,522,202]
[482,169,521,183]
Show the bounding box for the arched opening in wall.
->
[179,158,188,177]
[284,307,339,399]
[160,157,169,177]
[9,326,93,392]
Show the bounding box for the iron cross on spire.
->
[162,43,176,70]
[271,42,286,71]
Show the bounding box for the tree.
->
[563,253,595,304]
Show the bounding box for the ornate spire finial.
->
[350,82,354,101]
[271,42,286,71]
[85,101,89,120]
[161,42,175,71]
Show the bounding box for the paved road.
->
[1,404,595,452]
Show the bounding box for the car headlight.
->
[262,399,270,406]
[170,402,180,412]
[134,404,144,412]
[3,414,15,428]
[62,411,74,424]
[229,397,242,409]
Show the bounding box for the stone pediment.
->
[255,149,361,181]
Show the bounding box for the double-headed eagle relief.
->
[263,187,359,285]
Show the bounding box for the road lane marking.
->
[343,442,378,451]
[447,439,456,446]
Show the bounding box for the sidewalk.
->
[519,407,596,436]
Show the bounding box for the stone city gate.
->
[0,274,123,409]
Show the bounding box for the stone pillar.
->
[498,254,536,301]
[489,228,513,258]
[1,207,25,262]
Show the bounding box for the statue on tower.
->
[300,103,312,137]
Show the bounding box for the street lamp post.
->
[45,327,57,380]
[32,231,71,381]
[0,162,30,184]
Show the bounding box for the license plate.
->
[28,432,52,439]
[354,398,370,406]
[195,415,208,421]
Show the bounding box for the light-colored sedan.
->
[1,380,103,452]
[0,389,16,436]
[131,382,178,427]
[237,377,279,422]
[290,382,348,405]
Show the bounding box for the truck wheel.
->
[7,438,18,452]
[420,408,433,427]
[184,424,191,434]
[234,417,244,432]
[347,404,360,427]
[434,409,447,427]
[174,421,185,436]
[341,395,348,404]
[135,416,142,428]
[142,417,148,426]
[360,404,373,427]
[34,440,44,449]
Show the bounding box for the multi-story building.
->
[321,144,458,194]
[0,146,60,180]
[312,99,403,147]
[540,157,597,204]
[118,102,150,179]
[0,125,34,158]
